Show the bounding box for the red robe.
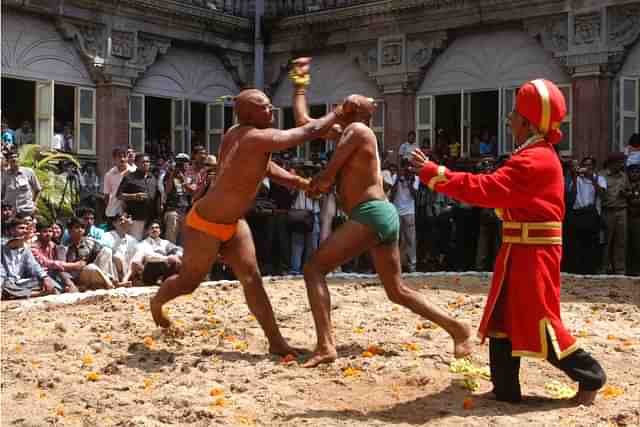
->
[420,140,578,359]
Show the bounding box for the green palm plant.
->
[18,144,81,223]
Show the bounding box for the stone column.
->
[383,92,416,160]
[572,73,611,164]
[96,82,131,175]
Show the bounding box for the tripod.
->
[56,172,80,220]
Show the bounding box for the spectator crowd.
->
[2,127,640,300]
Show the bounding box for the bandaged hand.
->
[289,57,312,87]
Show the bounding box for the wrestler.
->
[411,79,606,405]
[150,88,355,356]
[289,57,472,367]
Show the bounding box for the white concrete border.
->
[4,271,637,311]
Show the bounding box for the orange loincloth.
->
[185,206,237,242]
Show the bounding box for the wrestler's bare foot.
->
[573,389,598,406]
[268,341,305,357]
[150,296,171,329]
[453,322,474,359]
[302,347,338,368]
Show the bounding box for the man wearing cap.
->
[150,87,355,357]
[411,79,606,405]
[1,150,41,215]
[600,152,630,274]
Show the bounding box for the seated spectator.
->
[103,213,138,284]
[51,222,64,245]
[62,207,109,247]
[1,219,58,299]
[1,202,15,243]
[131,220,183,285]
[31,221,80,293]
[65,217,118,291]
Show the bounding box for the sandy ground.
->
[1,274,639,427]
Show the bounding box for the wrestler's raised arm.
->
[290,57,312,126]
[266,161,310,190]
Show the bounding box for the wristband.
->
[295,87,306,96]
[427,165,449,191]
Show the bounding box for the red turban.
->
[515,79,567,145]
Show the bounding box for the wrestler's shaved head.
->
[342,94,377,123]
[235,89,271,124]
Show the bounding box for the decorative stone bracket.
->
[57,18,170,86]
[219,51,254,89]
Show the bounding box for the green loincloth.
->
[349,199,399,244]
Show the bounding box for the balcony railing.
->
[266,1,380,17]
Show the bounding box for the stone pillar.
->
[572,73,611,165]
[96,83,130,175]
[383,92,415,161]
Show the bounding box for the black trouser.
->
[489,333,606,402]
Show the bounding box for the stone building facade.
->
[3,0,640,172]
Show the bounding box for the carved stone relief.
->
[524,15,568,55]
[381,38,403,66]
[133,34,170,68]
[347,41,378,76]
[574,12,601,46]
[407,31,447,71]
[57,19,107,65]
[111,30,135,59]
[608,4,640,48]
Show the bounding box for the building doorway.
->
[469,91,499,157]
[190,102,206,150]
[144,96,171,157]
[1,77,35,133]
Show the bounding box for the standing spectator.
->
[625,133,640,167]
[186,144,208,196]
[626,165,640,275]
[390,163,419,272]
[1,150,41,215]
[1,120,16,148]
[1,218,58,299]
[126,147,137,172]
[560,157,577,272]
[601,153,630,274]
[163,153,192,243]
[62,123,74,152]
[398,131,419,162]
[269,160,295,275]
[474,158,501,271]
[290,164,320,274]
[15,121,34,147]
[117,154,158,240]
[103,213,138,283]
[568,156,607,274]
[192,154,218,202]
[31,220,80,293]
[65,217,117,290]
[381,162,397,197]
[52,121,64,151]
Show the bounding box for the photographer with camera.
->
[390,160,419,273]
[163,153,192,244]
[568,156,607,274]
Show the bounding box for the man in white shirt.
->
[390,164,419,272]
[398,131,419,162]
[103,147,130,224]
[569,156,607,274]
[131,220,183,285]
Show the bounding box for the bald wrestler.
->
[150,88,354,356]
[290,58,473,367]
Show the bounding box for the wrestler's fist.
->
[291,57,311,76]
